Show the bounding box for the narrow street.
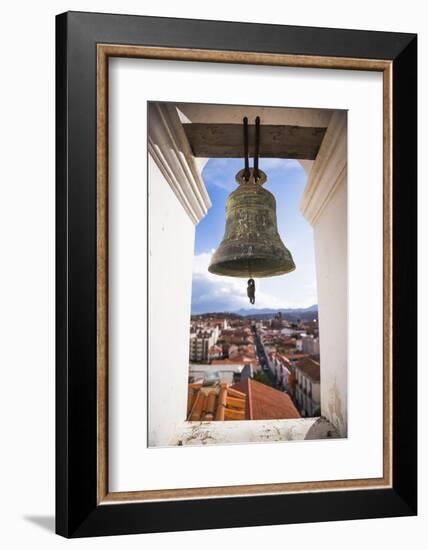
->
[251,325,276,385]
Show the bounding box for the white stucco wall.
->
[299,111,348,437]
[312,380,321,406]
[313,181,347,435]
[148,157,196,446]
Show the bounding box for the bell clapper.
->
[247,279,256,304]
[247,260,255,304]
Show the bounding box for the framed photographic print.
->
[56,11,417,537]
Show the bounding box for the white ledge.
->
[166,417,340,447]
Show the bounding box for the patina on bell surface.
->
[208,168,296,278]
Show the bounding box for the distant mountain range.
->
[235,304,318,321]
[192,305,318,321]
[235,304,317,316]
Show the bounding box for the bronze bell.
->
[208,168,296,278]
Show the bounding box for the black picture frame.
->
[56,11,417,538]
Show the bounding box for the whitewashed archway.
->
[147,102,347,445]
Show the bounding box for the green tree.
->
[252,370,273,387]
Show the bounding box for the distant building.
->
[295,357,321,417]
[302,336,320,355]
[283,353,311,365]
[208,344,223,361]
[189,362,250,386]
[270,317,283,330]
[212,357,257,371]
[189,326,219,362]
[228,344,239,358]
[301,335,320,355]
[281,327,303,337]
[271,353,292,391]
[228,343,257,363]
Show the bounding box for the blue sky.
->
[191,158,318,314]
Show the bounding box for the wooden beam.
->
[183,123,326,159]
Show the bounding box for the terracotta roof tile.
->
[296,357,320,382]
[232,379,301,420]
[284,353,311,361]
[187,384,247,422]
[211,358,256,365]
[187,379,301,422]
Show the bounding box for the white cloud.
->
[259,158,301,172]
[201,159,301,193]
[192,251,285,311]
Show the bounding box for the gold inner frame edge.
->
[96,44,393,504]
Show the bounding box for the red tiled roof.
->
[187,384,246,421]
[231,379,301,420]
[284,353,310,361]
[296,357,320,382]
[208,345,222,353]
[212,358,256,365]
[276,353,291,364]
